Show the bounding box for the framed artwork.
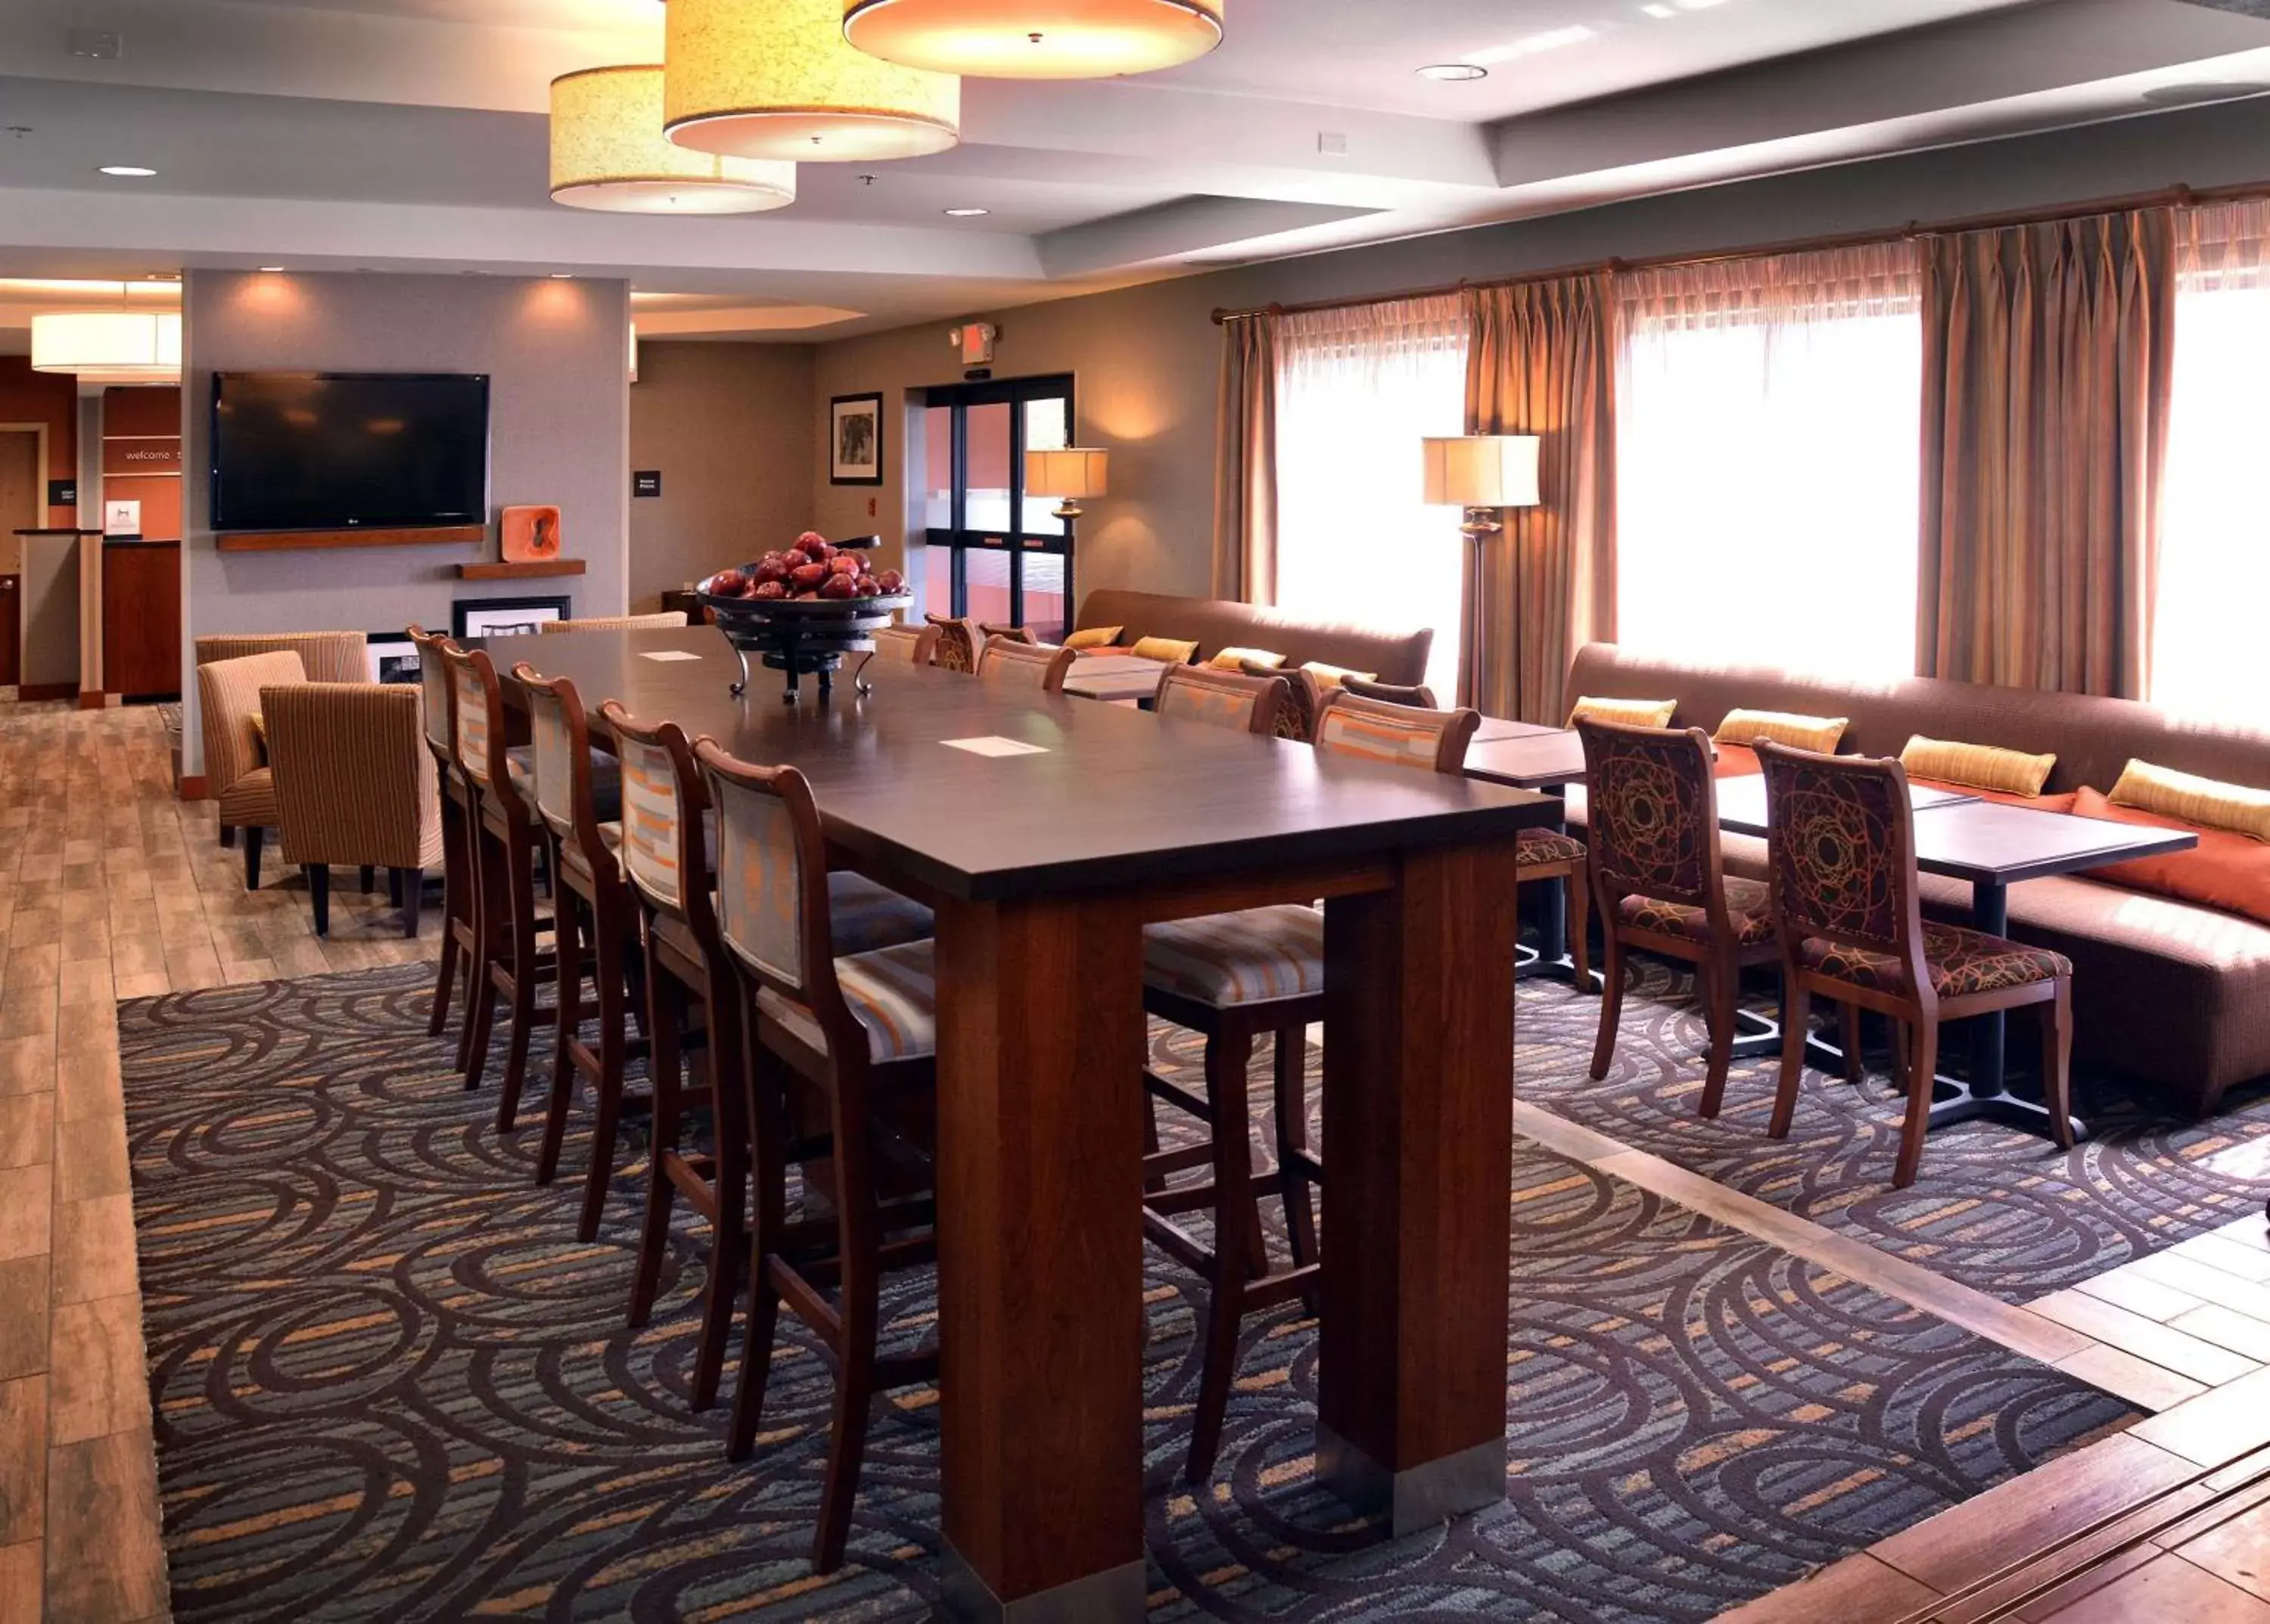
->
[501,504,563,562]
[830,392,885,486]
[452,596,571,639]
[365,631,420,684]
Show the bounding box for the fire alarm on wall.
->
[950,322,998,366]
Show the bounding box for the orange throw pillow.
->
[1912,778,2078,814]
[1713,743,1762,779]
[2070,786,2270,926]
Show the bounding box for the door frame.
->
[0,422,54,530]
[919,374,1077,630]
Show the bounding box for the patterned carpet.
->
[120,964,2138,1623]
[1521,959,2270,1301]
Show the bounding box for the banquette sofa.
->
[1560,642,2270,1118]
[1069,589,1433,687]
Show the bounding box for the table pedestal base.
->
[1802,1030,2090,1145]
[1317,1422,1506,1539]
[939,1541,1145,1624]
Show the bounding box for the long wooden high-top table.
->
[474,626,1559,1622]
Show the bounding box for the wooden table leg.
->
[934,891,1148,1623]
[1317,838,1520,1535]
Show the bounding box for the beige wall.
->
[810,93,2270,610]
[628,340,816,609]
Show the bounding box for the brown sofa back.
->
[1564,643,2270,795]
[1074,589,1432,687]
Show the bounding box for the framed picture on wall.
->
[365,631,421,684]
[452,596,571,639]
[830,392,885,487]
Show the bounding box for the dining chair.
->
[1155,662,1288,734]
[195,649,304,890]
[540,611,690,633]
[695,737,941,1574]
[1758,742,2074,1187]
[261,681,443,937]
[409,626,477,1047]
[440,642,555,1118]
[1137,689,1479,1480]
[978,621,1036,646]
[1248,660,1325,742]
[194,630,368,683]
[869,623,941,667]
[513,665,650,1240]
[1341,676,1438,709]
[975,638,1076,694]
[924,614,985,674]
[1579,717,1780,1116]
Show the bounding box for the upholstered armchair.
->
[260,681,443,937]
[196,649,306,889]
[194,630,368,683]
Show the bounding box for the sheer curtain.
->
[1276,295,1469,696]
[1615,243,1923,680]
[2156,199,2270,726]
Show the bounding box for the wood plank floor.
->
[1,697,2265,1622]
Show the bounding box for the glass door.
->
[920,374,1076,642]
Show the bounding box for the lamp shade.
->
[843,0,1224,79]
[1025,446,1109,499]
[1422,435,1540,509]
[30,310,182,384]
[552,66,798,213]
[665,0,960,163]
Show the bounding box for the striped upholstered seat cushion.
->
[829,873,934,956]
[760,938,938,1062]
[1143,904,1323,1006]
[216,766,278,826]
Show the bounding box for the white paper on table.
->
[941,736,1049,758]
[639,650,704,662]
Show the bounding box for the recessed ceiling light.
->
[551,272,575,278]
[943,206,990,217]
[1642,2,1676,14]
[98,164,155,177]
[258,266,285,273]
[1416,63,1488,82]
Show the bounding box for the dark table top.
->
[476,627,1557,904]
[1463,729,1587,789]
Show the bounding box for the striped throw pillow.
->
[2110,760,2270,842]
[1210,646,1285,671]
[1064,625,1122,651]
[1714,708,1848,754]
[1298,661,1379,691]
[1567,695,1676,729]
[1900,736,2057,798]
[1129,636,1200,665]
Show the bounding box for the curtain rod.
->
[1211,177,2270,325]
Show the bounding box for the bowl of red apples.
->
[698,533,914,701]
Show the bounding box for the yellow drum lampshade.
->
[665,0,960,163]
[1026,446,1109,518]
[1422,435,1540,509]
[552,66,798,213]
[843,0,1224,79]
[30,310,182,384]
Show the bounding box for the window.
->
[1275,295,1469,698]
[2154,200,2270,726]
[919,375,1077,641]
[1614,244,1922,680]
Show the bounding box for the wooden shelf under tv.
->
[456,558,587,580]
[215,524,485,553]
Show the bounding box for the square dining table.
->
[474,626,1562,1621]
[1059,652,1173,704]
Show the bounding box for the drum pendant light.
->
[552,66,798,213]
[665,0,960,163]
[842,0,1224,79]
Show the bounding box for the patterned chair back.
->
[1342,677,1439,710]
[1156,664,1287,735]
[872,624,941,666]
[195,649,306,797]
[978,622,1037,646]
[1256,662,1323,742]
[926,614,984,674]
[976,639,1076,694]
[600,702,707,925]
[1758,742,1928,980]
[540,612,689,633]
[1575,718,1721,910]
[406,626,456,758]
[440,644,503,791]
[1314,689,1479,774]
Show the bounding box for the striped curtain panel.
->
[1211,312,1280,605]
[1462,275,1615,724]
[1917,209,2176,697]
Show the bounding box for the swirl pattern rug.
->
[1517,960,2270,1301]
[120,965,2137,1623]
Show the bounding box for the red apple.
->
[795,531,831,558]
[828,553,860,576]
[874,568,905,593]
[703,567,747,596]
[794,590,819,601]
[853,574,879,596]
[819,573,857,599]
[790,562,830,590]
[750,580,786,600]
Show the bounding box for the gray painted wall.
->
[812,94,2270,602]
[181,269,630,771]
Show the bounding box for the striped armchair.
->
[540,612,689,633]
[197,649,306,890]
[194,631,368,684]
[261,682,444,937]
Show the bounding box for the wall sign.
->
[47,480,76,507]
[633,470,662,499]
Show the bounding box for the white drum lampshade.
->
[1025,446,1109,518]
[552,66,798,213]
[1423,434,1539,537]
[30,310,182,384]
[843,0,1224,79]
[665,0,960,163]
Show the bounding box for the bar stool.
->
[869,623,941,667]
[925,614,984,673]
[697,737,941,1574]
[409,626,477,1050]
[440,642,555,1119]
[975,638,1075,694]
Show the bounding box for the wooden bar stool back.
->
[697,738,940,1574]
[924,614,984,673]
[975,637,1076,694]
[409,624,477,1050]
[1155,663,1287,733]
[869,623,941,667]
[1758,743,2073,1187]
[1579,717,1780,1116]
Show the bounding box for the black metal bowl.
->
[697,590,914,702]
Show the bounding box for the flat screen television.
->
[209,371,490,533]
